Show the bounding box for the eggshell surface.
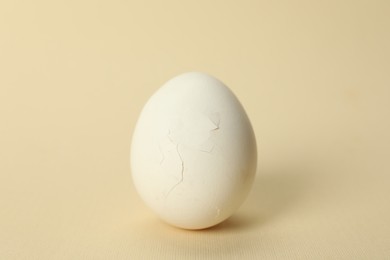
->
[131,72,257,230]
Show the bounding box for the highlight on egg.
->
[130,72,257,230]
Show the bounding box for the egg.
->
[130,72,257,230]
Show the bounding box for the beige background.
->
[1,0,390,259]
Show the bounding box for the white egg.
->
[131,72,257,230]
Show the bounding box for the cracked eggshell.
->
[131,72,257,230]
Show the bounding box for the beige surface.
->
[1,0,390,259]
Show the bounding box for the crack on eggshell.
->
[165,132,184,198]
[199,113,221,152]
[163,113,220,197]
[158,143,165,164]
[211,121,220,131]
[199,145,215,153]
[208,112,221,130]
